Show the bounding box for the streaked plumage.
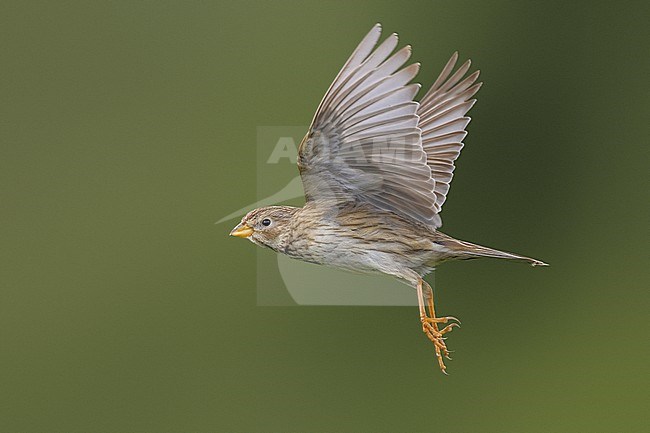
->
[230,24,547,373]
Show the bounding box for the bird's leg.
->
[416,278,460,373]
[416,278,447,372]
[423,280,461,338]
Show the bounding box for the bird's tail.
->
[439,234,548,267]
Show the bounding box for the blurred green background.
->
[1,1,648,431]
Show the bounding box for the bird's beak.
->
[230,222,254,238]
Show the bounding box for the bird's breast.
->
[282,214,437,276]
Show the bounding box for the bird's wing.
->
[417,52,481,226]
[298,24,439,226]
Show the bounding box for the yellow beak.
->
[230,222,254,238]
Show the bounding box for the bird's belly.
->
[284,226,438,277]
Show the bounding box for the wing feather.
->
[298,26,481,229]
[299,25,439,226]
[417,53,481,224]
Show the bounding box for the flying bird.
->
[230,24,547,373]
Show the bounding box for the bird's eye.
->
[262,218,271,226]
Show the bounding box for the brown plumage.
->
[230,24,547,374]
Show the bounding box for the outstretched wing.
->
[418,52,481,227]
[298,24,439,226]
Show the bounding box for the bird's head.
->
[229,205,299,251]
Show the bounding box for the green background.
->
[1,1,648,431]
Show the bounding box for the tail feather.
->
[439,234,548,267]
[463,243,548,267]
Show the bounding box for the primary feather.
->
[298,24,438,227]
[298,24,480,229]
[418,52,482,227]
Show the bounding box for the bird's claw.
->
[421,315,461,325]
[421,318,456,370]
[420,313,460,373]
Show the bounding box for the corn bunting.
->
[230,24,547,373]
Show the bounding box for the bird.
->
[229,24,547,373]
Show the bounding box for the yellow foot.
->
[420,316,461,374]
[422,316,461,337]
[416,278,460,374]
